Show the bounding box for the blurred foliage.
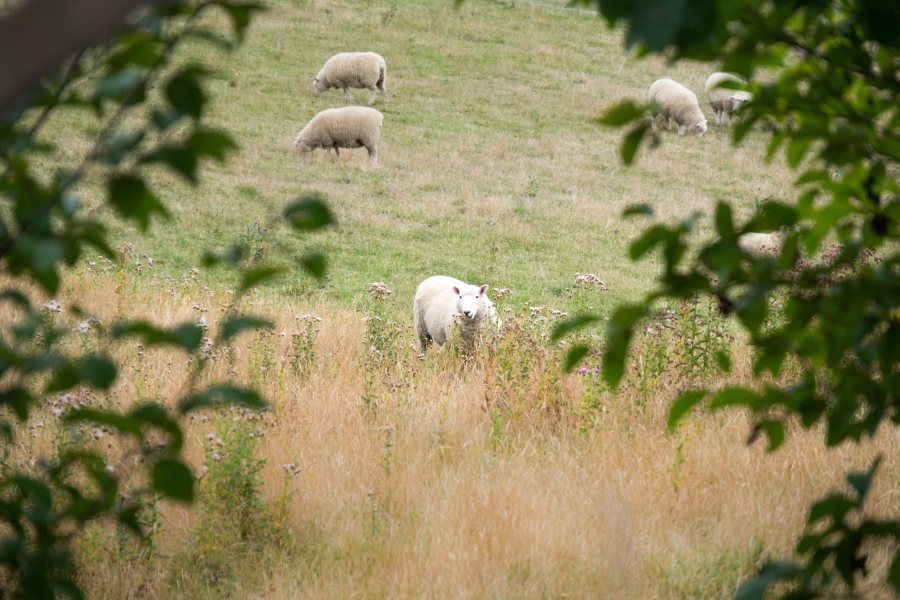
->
[0,1,333,597]
[557,0,899,597]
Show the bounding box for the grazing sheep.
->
[293,106,383,166]
[647,79,708,137]
[413,276,497,354]
[705,72,752,126]
[738,232,783,256]
[313,52,388,107]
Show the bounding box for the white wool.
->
[738,232,783,256]
[293,106,384,166]
[647,78,708,137]
[413,275,497,354]
[313,52,388,106]
[705,72,753,126]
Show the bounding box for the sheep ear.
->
[479,284,489,295]
[452,286,461,295]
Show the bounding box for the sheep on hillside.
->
[705,72,752,126]
[647,78,708,137]
[313,52,388,107]
[738,232,783,256]
[413,275,499,354]
[293,106,383,166]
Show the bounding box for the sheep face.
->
[312,76,327,95]
[452,284,489,321]
[692,119,708,137]
[293,137,313,155]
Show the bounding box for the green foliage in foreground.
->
[0,2,332,596]
[558,0,899,596]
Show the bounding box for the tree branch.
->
[0,0,157,111]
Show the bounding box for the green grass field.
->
[51,0,795,314]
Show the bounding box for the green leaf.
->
[77,355,117,389]
[151,458,194,502]
[597,100,644,126]
[237,266,284,292]
[551,314,602,342]
[112,322,203,352]
[299,252,326,279]
[709,387,760,410]
[283,196,334,232]
[621,122,649,165]
[213,1,265,41]
[563,345,590,372]
[65,408,142,436]
[756,419,785,452]
[95,67,144,102]
[629,225,670,260]
[46,360,79,393]
[178,384,267,414]
[668,389,707,430]
[220,316,272,341]
[188,129,236,162]
[107,175,170,231]
[714,202,735,241]
[889,550,900,592]
[623,203,653,217]
[165,66,207,119]
[0,387,33,421]
[846,456,881,502]
[734,562,801,600]
[602,303,647,388]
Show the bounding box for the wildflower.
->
[574,273,608,289]
[74,316,102,333]
[367,282,393,298]
[41,300,62,314]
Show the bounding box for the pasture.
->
[14,0,899,597]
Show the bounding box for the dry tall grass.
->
[7,265,897,599]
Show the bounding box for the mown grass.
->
[41,0,794,314]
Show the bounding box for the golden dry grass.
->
[7,267,897,599]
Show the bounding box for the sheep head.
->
[452,284,490,321]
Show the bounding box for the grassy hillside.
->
[54,0,794,314]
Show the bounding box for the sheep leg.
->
[367,88,376,106]
[333,146,340,158]
[414,308,430,354]
[650,113,658,131]
[666,117,674,131]
[366,144,378,167]
[378,81,388,106]
[677,124,685,136]
[342,88,353,101]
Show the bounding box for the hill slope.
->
[61,0,794,311]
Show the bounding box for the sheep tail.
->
[376,64,385,89]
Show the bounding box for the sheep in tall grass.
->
[647,78,708,137]
[313,52,388,107]
[413,276,498,354]
[705,72,752,126]
[738,232,783,256]
[293,106,383,166]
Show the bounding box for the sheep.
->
[413,275,498,354]
[647,78,708,137]
[313,52,388,107]
[293,106,383,166]
[737,232,783,256]
[705,72,752,126]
